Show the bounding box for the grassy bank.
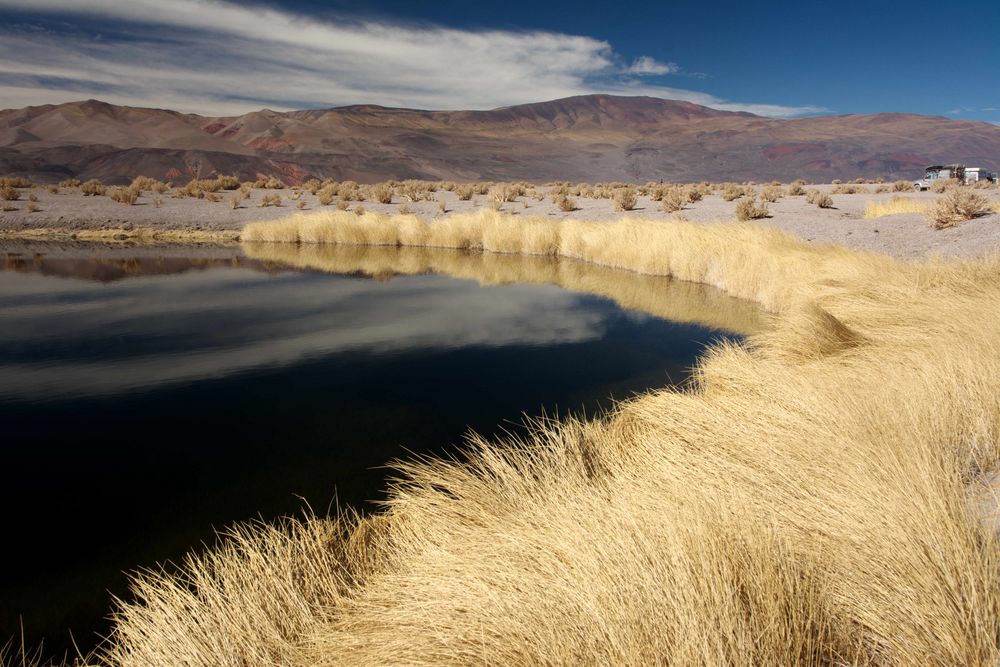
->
[39,210,1000,664]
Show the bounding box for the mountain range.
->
[2,95,999,184]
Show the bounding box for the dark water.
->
[0,243,760,658]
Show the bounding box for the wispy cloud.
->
[624,56,679,76]
[0,0,824,117]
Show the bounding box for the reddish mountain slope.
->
[2,95,998,183]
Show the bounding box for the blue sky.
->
[0,0,997,122]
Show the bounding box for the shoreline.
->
[1,182,999,260]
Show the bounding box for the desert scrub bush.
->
[874,185,891,194]
[398,204,412,215]
[354,205,365,216]
[659,188,686,213]
[216,175,241,190]
[0,185,20,201]
[930,179,958,194]
[27,201,39,213]
[455,185,474,201]
[831,179,843,185]
[613,186,638,211]
[153,197,163,208]
[787,183,806,196]
[130,175,161,192]
[80,179,106,196]
[59,178,81,188]
[473,182,491,196]
[1,203,17,211]
[264,177,286,189]
[892,180,915,192]
[335,199,349,211]
[831,184,869,195]
[317,185,336,206]
[27,192,38,202]
[438,198,447,214]
[368,183,394,204]
[46,185,59,194]
[761,186,784,203]
[490,183,523,203]
[297,201,306,210]
[686,185,706,203]
[0,176,32,188]
[925,189,992,229]
[863,197,926,219]
[554,194,577,212]
[735,196,769,220]
[806,190,834,208]
[109,186,140,205]
[721,184,745,201]
[303,178,322,195]
[259,193,282,208]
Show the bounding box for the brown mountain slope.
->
[2,95,998,183]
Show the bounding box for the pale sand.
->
[1,184,998,260]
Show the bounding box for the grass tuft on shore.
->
[22,209,1000,666]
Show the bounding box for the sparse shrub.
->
[153,197,163,208]
[317,185,336,206]
[109,186,140,205]
[27,190,39,201]
[892,180,915,192]
[335,199,349,211]
[832,184,869,195]
[930,179,957,194]
[926,189,991,229]
[369,183,394,204]
[303,179,322,195]
[659,188,686,213]
[27,201,39,213]
[296,201,306,210]
[1,204,17,211]
[264,177,285,189]
[108,186,139,206]
[80,179,106,196]
[59,178,81,188]
[761,186,784,203]
[472,182,491,196]
[259,193,282,207]
[1,185,20,201]
[490,183,522,203]
[863,197,926,219]
[686,185,705,203]
[721,184,744,201]
[806,190,834,208]
[613,186,638,211]
[735,196,769,220]
[205,192,221,203]
[787,183,806,196]
[216,175,241,190]
[354,205,365,216]
[0,176,32,188]
[831,179,843,185]
[130,175,160,192]
[554,194,576,212]
[455,185,474,201]
[874,185,891,194]
[398,204,412,215]
[46,185,59,194]
[438,198,447,214]
[230,194,243,209]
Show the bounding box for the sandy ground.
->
[1,184,999,261]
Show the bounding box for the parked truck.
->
[913,164,998,190]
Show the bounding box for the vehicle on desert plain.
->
[913,164,998,190]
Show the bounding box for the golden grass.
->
[21,209,1000,665]
[863,196,927,219]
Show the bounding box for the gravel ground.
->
[1,184,998,261]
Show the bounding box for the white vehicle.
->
[914,164,997,190]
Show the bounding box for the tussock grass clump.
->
[659,188,686,213]
[80,179,106,196]
[787,183,806,196]
[59,178,81,188]
[0,176,32,188]
[926,189,993,229]
[863,196,927,219]
[554,194,576,212]
[259,194,282,208]
[760,185,784,202]
[806,190,834,208]
[720,183,745,201]
[734,196,769,220]
[108,186,140,205]
[893,180,915,192]
[0,185,19,201]
[111,209,1000,666]
[930,179,958,194]
[831,184,869,195]
[367,183,393,204]
[612,186,638,211]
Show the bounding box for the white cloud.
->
[624,56,678,76]
[0,0,822,117]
